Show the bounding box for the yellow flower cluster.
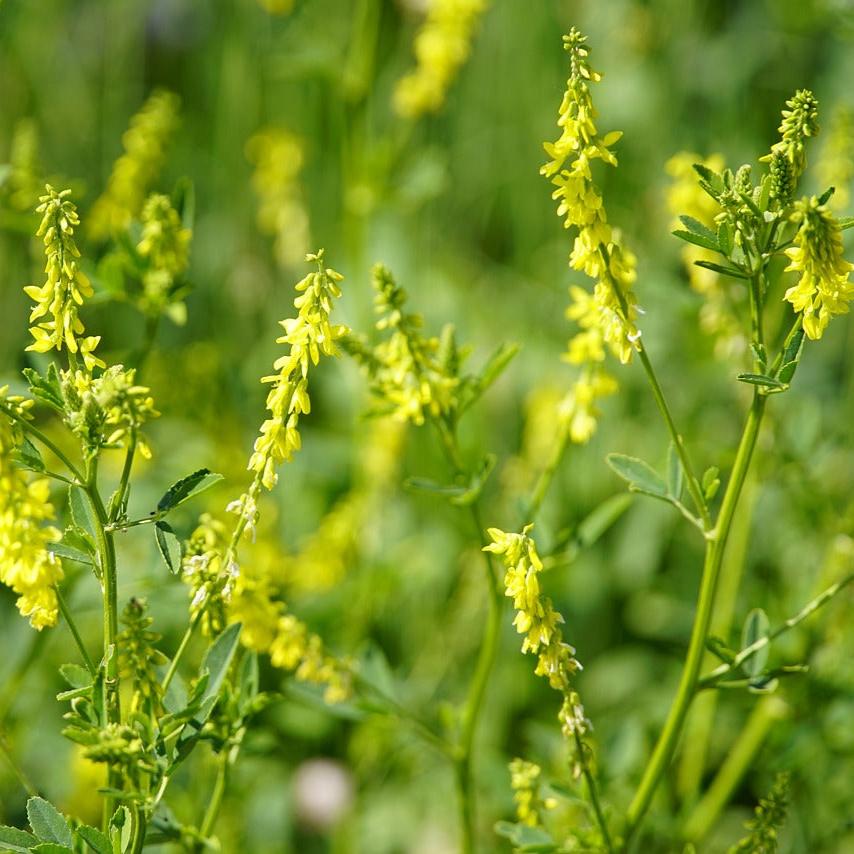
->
[817,105,854,212]
[357,264,459,425]
[88,90,181,240]
[509,758,553,827]
[665,152,744,359]
[393,0,488,119]
[0,394,63,630]
[763,89,819,182]
[245,129,310,268]
[60,365,159,457]
[182,514,351,702]
[542,30,639,445]
[248,251,347,491]
[24,186,104,372]
[784,196,854,340]
[484,526,588,738]
[136,193,191,320]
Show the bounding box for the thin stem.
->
[110,429,137,524]
[623,392,766,846]
[432,417,504,853]
[574,731,614,853]
[698,572,854,689]
[1,405,85,483]
[526,426,569,520]
[199,753,229,839]
[161,610,202,693]
[596,245,710,529]
[55,585,97,677]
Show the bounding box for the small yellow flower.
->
[23,186,104,371]
[783,196,854,340]
[394,0,488,119]
[509,758,552,828]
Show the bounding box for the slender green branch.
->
[698,572,854,690]
[526,426,569,520]
[199,753,229,839]
[574,731,614,853]
[55,585,97,677]
[623,392,766,845]
[0,404,85,483]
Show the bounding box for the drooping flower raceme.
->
[88,89,181,240]
[394,0,488,119]
[485,526,588,739]
[542,29,639,444]
[247,251,347,491]
[783,196,854,340]
[0,391,63,630]
[24,186,104,372]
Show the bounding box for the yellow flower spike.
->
[509,758,549,828]
[88,90,181,240]
[393,0,489,119]
[485,525,586,739]
[783,196,854,340]
[247,251,348,491]
[543,29,640,444]
[24,186,104,370]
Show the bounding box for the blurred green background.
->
[1,0,853,851]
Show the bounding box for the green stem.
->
[83,456,122,830]
[682,696,788,842]
[110,430,137,524]
[698,572,854,689]
[199,753,229,839]
[623,392,766,846]
[526,426,569,520]
[574,731,614,853]
[1,405,85,483]
[432,417,503,853]
[55,585,97,677]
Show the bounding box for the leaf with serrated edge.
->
[26,798,72,847]
[157,469,224,512]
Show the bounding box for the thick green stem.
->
[83,457,122,830]
[623,392,766,846]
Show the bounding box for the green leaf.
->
[449,454,496,506]
[68,487,98,540]
[0,826,38,853]
[154,522,182,574]
[156,468,223,513]
[706,636,736,664]
[817,186,835,206]
[737,373,784,390]
[693,259,750,279]
[31,845,73,853]
[717,220,734,256]
[404,478,467,499]
[195,623,242,725]
[75,825,112,854]
[11,436,45,473]
[672,228,719,252]
[26,798,72,847]
[59,663,92,690]
[678,215,718,242]
[741,608,771,678]
[109,807,132,854]
[839,216,854,230]
[47,541,94,566]
[606,453,667,498]
[494,821,558,852]
[23,365,64,412]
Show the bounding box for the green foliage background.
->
[1,0,853,851]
